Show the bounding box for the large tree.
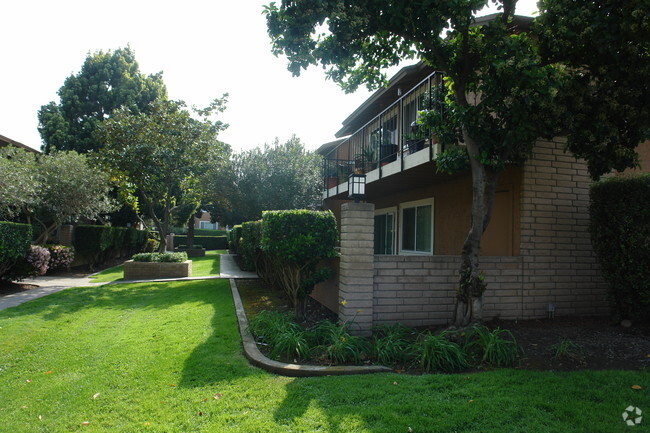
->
[222,135,322,225]
[265,0,649,326]
[0,148,117,243]
[38,46,167,154]
[99,98,230,252]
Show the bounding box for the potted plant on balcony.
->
[361,142,379,172]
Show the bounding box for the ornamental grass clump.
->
[463,325,522,367]
[371,324,415,367]
[413,331,471,373]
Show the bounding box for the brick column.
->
[59,225,74,246]
[338,202,375,336]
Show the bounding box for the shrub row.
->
[173,235,227,250]
[74,225,149,267]
[2,244,75,281]
[248,312,522,371]
[228,225,243,253]
[132,252,188,263]
[590,174,650,321]
[169,227,227,237]
[239,210,338,317]
[0,222,32,279]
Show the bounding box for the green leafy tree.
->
[265,1,649,326]
[536,0,650,179]
[99,98,230,252]
[38,46,167,154]
[225,135,322,225]
[0,148,117,243]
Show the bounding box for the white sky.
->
[0,0,537,153]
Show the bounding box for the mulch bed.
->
[237,278,650,372]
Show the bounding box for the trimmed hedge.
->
[590,174,650,321]
[240,220,263,271]
[260,210,338,316]
[228,225,243,253]
[132,252,188,263]
[172,235,227,250]
[0,222,33,279]
[74,225,149,267]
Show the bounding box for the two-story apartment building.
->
[312,61,649,334]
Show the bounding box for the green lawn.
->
[0,280,647,432]
[89,250,223,283]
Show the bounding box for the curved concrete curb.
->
[229,279,393,377]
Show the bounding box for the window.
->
[400,199,434,254]
[374,208,396,255]
[200,221,217,230]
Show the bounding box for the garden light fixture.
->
[348,173,366,203]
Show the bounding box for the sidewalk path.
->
[0,253,257,311]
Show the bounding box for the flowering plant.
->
[27,245,51,276]
[47,245,75,271]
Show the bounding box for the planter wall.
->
[123,260,192,280]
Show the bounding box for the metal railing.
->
[322,71,445,194]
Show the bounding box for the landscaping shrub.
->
[27,245,51,276]
[0,221,32,279]
[173,235,227,250]
[240,220,263,272]
[229,225,243,253]
[260,210,338,317]
[463,325,521,367]
[413,331,470,373]
[371,324,415,367]
[131,252,188,263]
[248,311,298,346]
[46,245,75,271]
[590,174,650,321]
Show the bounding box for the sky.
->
[0,0,538,153]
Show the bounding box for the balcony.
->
[321,71,445,199]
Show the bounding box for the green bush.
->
[229,225,243,253]
[590,174,650,321]
[413,331,470,373]
[309,320,367,365]
[260,210,338,317]
[240,220,263,271]
[371,324,415,367]
[131,252,188,263]
[0,222,33,279]
[173,235,227,250]
[463,325,521,367]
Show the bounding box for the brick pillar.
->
[59,225,74,246]
[338,202,375,336]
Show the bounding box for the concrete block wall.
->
[519,137,609,318]
[373,255,525,327]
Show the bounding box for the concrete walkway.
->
[0,253,257,311]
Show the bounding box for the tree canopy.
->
[38,46,167,154]
[99,97,230,251]
[220,135,323,225]
[265,0,650,326]
[0,147,117,243]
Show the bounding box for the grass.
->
[89,250,223,283]
[0,280,648,432]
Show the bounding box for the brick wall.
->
[373,255,525,327]
[519,138,609,318]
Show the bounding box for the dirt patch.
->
[488,317,650,371]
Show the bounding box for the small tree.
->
[260,210,338,317]
[99,98,230,252]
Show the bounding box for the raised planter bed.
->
[123,260,192,280]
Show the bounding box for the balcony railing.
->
[322,71,445,194]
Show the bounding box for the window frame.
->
[398,198,435,255]
[374,206,397,255]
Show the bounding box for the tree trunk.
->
[187,218,195,249]
[452,132,499,328]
